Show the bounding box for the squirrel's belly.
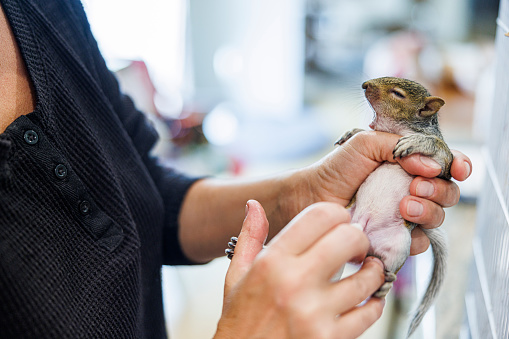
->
[350,163,414,271]
[352,162,413,223]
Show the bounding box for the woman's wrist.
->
[274,167,318,229]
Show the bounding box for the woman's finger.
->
[269,202,351,256]
[409,177,460,208]
[328,257,384,314]
[225,200,269,293]
[396,153,443,178]
[397,150,472,182]
[334,298,385,339]
[450,150,472,181]
[399,196,445,229]
[303,224,370,279]
[409,227,430,255]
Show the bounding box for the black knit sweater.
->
[0,0,199,337]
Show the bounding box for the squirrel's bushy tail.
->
[407,228,447,338]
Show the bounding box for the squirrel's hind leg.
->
[373,271,397,298]
[367,224,412,299]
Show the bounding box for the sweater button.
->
[54,164,68,179]
[24,130,39,145]
[79,201,91,215]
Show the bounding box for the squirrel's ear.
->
[420,96,445,116]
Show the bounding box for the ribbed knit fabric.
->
[0,0,200,337]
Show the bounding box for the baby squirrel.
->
[335,77,453,338]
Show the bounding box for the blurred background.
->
[81,0,501,338]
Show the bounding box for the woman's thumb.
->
[224,200,269,291]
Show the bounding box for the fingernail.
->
[364,256,384,269]
[416,181,434,197]
[407,200,423,217]
[464,161,471,178]
[245,201,251,218]
[419,155,442,170]
[350,223,364,231]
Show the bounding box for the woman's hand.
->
[215,200,385,339]
[177,131,471,263]
[290,131,472,256]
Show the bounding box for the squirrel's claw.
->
[335,128,365,146]
[393,135,419,159]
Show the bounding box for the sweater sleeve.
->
[113,94,203,266]
[68,2,203,265]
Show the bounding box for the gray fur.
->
[394,134,453,179]
[407,228,448,337]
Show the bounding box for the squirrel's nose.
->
[362,81,369,89]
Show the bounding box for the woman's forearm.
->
[177,171,308,263]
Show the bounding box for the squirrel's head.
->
[362,77,445,133]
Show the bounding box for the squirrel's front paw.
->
[335,128,364,146]
[393,135,421,159]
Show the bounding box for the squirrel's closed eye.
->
[391,89,406,99]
